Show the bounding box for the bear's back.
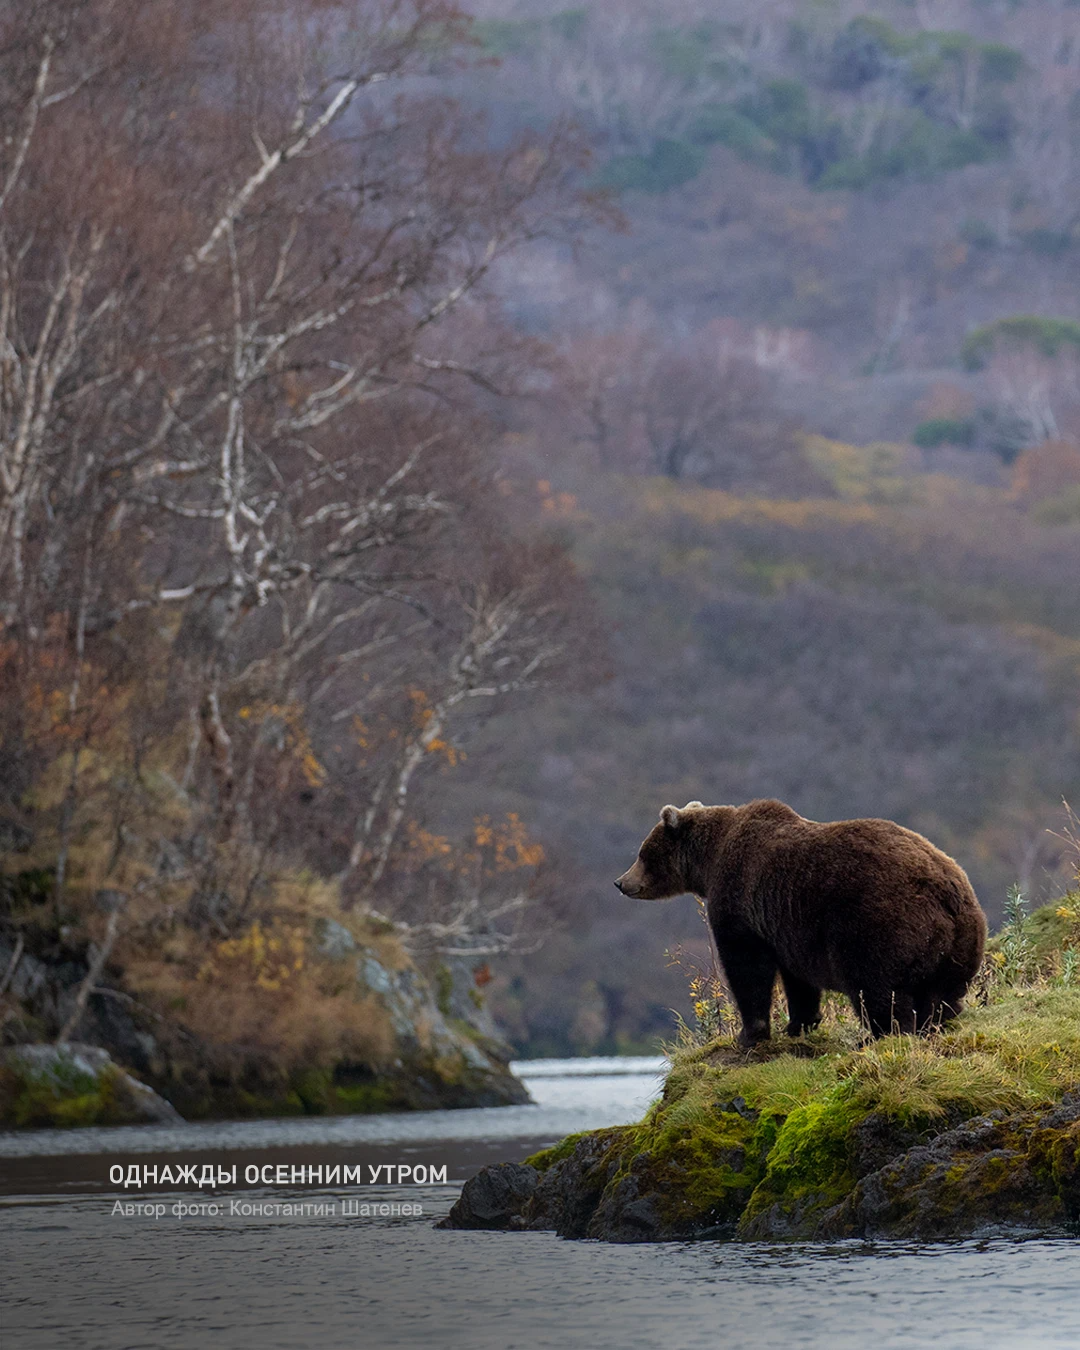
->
[721,800,980,919]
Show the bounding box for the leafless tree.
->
[0,0,599,958]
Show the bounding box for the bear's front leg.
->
[780,968,821,1037]
[713,928,778,1048]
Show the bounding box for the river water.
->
[2,1056,1078,1350]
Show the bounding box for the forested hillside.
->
[464,0,1080,406]
[454,0,1080,1053]
[0,1,602,1097]
[2,0,1079,1074]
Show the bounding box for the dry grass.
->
[2,788,411,1078]
[662,888,1080,1134]
[120,903,407,1075]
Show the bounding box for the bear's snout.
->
[614,866,644,898]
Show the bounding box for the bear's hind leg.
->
[854,989,917,1038]
[780,969,821,1037]
[916,986,966,1031]
[714,929,777,1048]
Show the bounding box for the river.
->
[2,1056,1078,1350]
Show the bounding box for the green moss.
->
[584,1060,830,1232]
[2,1055,133,1128]
[525,962,1080,1240]
[525,1132,590,1171]
[738,1085,866,1231]
[1031,1117,1080,1212]
[287,1064,415,1115]
[448,1016,481,1043]
[332,1080,398,1113]
[292,1066,333,1114]
[640,1107,777,1226]
[923,1135,1047,1219]
[231,1087,306,1118]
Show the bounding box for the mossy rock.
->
[139,1037,530,1121]
[817,1097,1080,1239]
[0,1043,182,1129]
[504,1085,1080,1243]
[452,983,1080,1243]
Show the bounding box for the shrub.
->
[472,18,536,57]
[980,43,1025,84]
[827,18,895,90]
[817,114,994,190]
[651,23,720,84]
[598,139,705,194]
[739,78,812,146]
[817,156,873,190]
[961,316,1080,370]
[1020,229,1073,257]
[688,104,778,166]
[912,417,977,449]
[549,9,587,43]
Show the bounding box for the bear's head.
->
[615,801,711,900]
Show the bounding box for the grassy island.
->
[447,898,1080,1241]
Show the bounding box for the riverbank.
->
[0,1057,665,1187]
[2,1058,1077,1350]
[0,896,528,1127]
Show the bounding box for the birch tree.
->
[0,0,599,950]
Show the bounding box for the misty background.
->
[2,0,1079,1071]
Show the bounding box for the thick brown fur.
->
[615,798,987,1047]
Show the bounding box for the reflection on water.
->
[0,1057,666,1159]
[3,1188,1078,1350]
[2,1057,1079,1350]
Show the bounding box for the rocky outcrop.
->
[440,1124,756,1242]
[437,1162,540,1231]
[441,1096,1080,1242]
[0,1043,183,1128]
[0,910,529,1127]
[812,1095,1080,1240]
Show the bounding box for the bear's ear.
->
[660,804,682,829]
[684,800,703,810]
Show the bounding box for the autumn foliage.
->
[0,0,599,1063]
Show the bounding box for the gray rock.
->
[717,1096,758,1121]
[313,917,357,960]
[524,1130,623,1238]
[437,1163,539,1230]
[439,960,509,1047]
[815,1099,1080,1240]
[848,1109,928,1179]
[1,1043,183,1127]
[587,1172,665,1242]
[358,953,394,997]
[353,948,531,1107]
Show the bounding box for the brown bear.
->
[614,798,986,1046]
